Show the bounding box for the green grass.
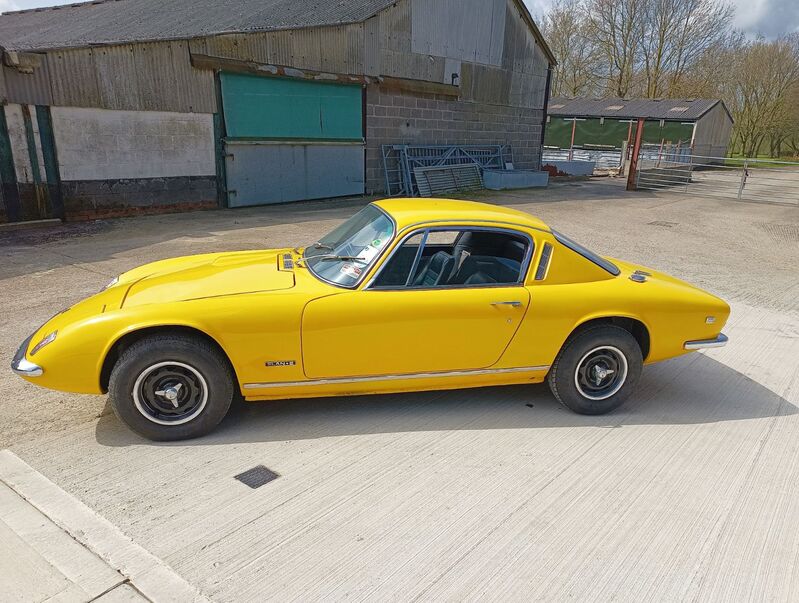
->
[724,155,799,168]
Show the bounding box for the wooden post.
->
[626,118,645,191]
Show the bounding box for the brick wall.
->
[365,84,544,194]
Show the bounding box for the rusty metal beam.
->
[626,118,646,191]
[191,53,372,85]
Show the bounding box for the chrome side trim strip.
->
[684,333,729,350]
[11,357,43,377]
[243,365,550,390]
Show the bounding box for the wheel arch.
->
[566,315,651,361]
[99,325,238,393]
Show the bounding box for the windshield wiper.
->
[315,255,368,263]
[311,242,334,251]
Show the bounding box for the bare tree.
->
[782,84,799,157]
[587,0,643,97]
[542,0,603,97]
[730,36,799,156]
[539,0,799,159]
[640,0,735,97]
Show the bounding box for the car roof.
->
[372,198,551,233]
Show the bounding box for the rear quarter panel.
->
[501,265,729,368]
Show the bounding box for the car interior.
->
[373,230,530,288]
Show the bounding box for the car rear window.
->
[552,231,621,276]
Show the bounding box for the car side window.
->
[371,233,426,288]
[371,228,532,289]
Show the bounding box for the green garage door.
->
[220,73,365,207]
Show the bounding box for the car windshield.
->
[304,205,395,287]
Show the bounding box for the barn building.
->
[544,97,733,158]
[0,0,554,223]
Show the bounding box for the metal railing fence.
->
[636,151,799,205]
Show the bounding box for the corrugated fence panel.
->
[133,43,170,111]
[489,0,506,66]
[48,42,214,113]
[364,16,380,76]
[170,41,216,113]
[472,1,496,65]
[380,50,445,83]
[49,48,102,108]
[503,1,538,75]
[266,29,295,66]
[346,24,366,75]
[411,0,504,67]
[531,41,550,76]
[380,0,411,53]
[290,27,323,71]
[142,41,215,113]
[188,38,209,56]
[501,2,518,72]
[1,59,53,105]
[203,34,252,63]
[93,45,140,110]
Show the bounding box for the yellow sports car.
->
[12,199,729,440]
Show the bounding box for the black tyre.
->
[108,334,235,441]
[547,325,643,415]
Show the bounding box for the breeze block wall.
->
[51,107,218,219]
[365,84,544,195]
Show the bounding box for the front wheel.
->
[108,334,235,441]
[547,325,643,415]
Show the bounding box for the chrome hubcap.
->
[133,362,208,426]
[574,346,628,401]
[155,383,183,408]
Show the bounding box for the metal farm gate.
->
[634,144,799,206]
[382,144,513,197]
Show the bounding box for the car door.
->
[301,227,534,380]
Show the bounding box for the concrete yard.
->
[1,178,798,602]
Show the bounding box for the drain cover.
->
[235,465,280,489]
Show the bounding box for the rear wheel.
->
[108,334,234,441]
[547,325,643,415]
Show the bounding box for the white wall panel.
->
[3,104,34,184]
[51,107,215,181]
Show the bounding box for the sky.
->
[0,0,796,40]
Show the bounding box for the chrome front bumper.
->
[684,333,729,351]
[11,335,43,377]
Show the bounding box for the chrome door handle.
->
[491,301,522,307]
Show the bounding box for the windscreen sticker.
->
[340,263,362,279]
[357,244,381,263]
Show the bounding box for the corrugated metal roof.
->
[0,0,397,51]
[548,97,730,121]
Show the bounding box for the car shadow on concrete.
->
[94,353,797,448]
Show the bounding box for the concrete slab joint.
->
[0,450,209,603]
